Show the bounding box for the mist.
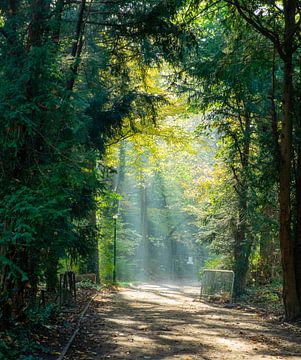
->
[113,133,211,285]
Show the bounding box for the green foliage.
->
[0,0,195,332]
[100,116,210,282]
[202,256,226,271]
[76,280,101,290]
[0,303,58,359]
[1,0,297,338]
[26,303,59,328]
[169,3,281,296]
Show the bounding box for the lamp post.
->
[112,214,118,284]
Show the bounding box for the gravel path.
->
[66,284,301,359]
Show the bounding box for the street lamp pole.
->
[112,214,118,284]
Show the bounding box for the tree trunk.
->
[233,193,252,297]
[278,0,300,319]
[229,0,301,320]
[294,136,301,302]
[140,184,149,277]
[157,172,173,279]
[278,58,300,319]
[90,209,100,284]
[45,250,59,293]
[292,55,301,310]
[66,0,86,91]
[87,157,100,283]
[233,111,252,298]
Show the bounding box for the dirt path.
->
[66,284,301,359]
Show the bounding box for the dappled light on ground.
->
[66,284,301,359]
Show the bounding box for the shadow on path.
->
[67,284,301,360]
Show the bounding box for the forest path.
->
[67,284,301,360]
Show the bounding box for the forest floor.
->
[58,284,301,360]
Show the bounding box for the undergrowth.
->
[0,303,59,359]
[76,279,102,290]
[240,282,283,315]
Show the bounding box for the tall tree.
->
[222,0,301,321]
[174,7,277,296]
[0,0,194,327]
